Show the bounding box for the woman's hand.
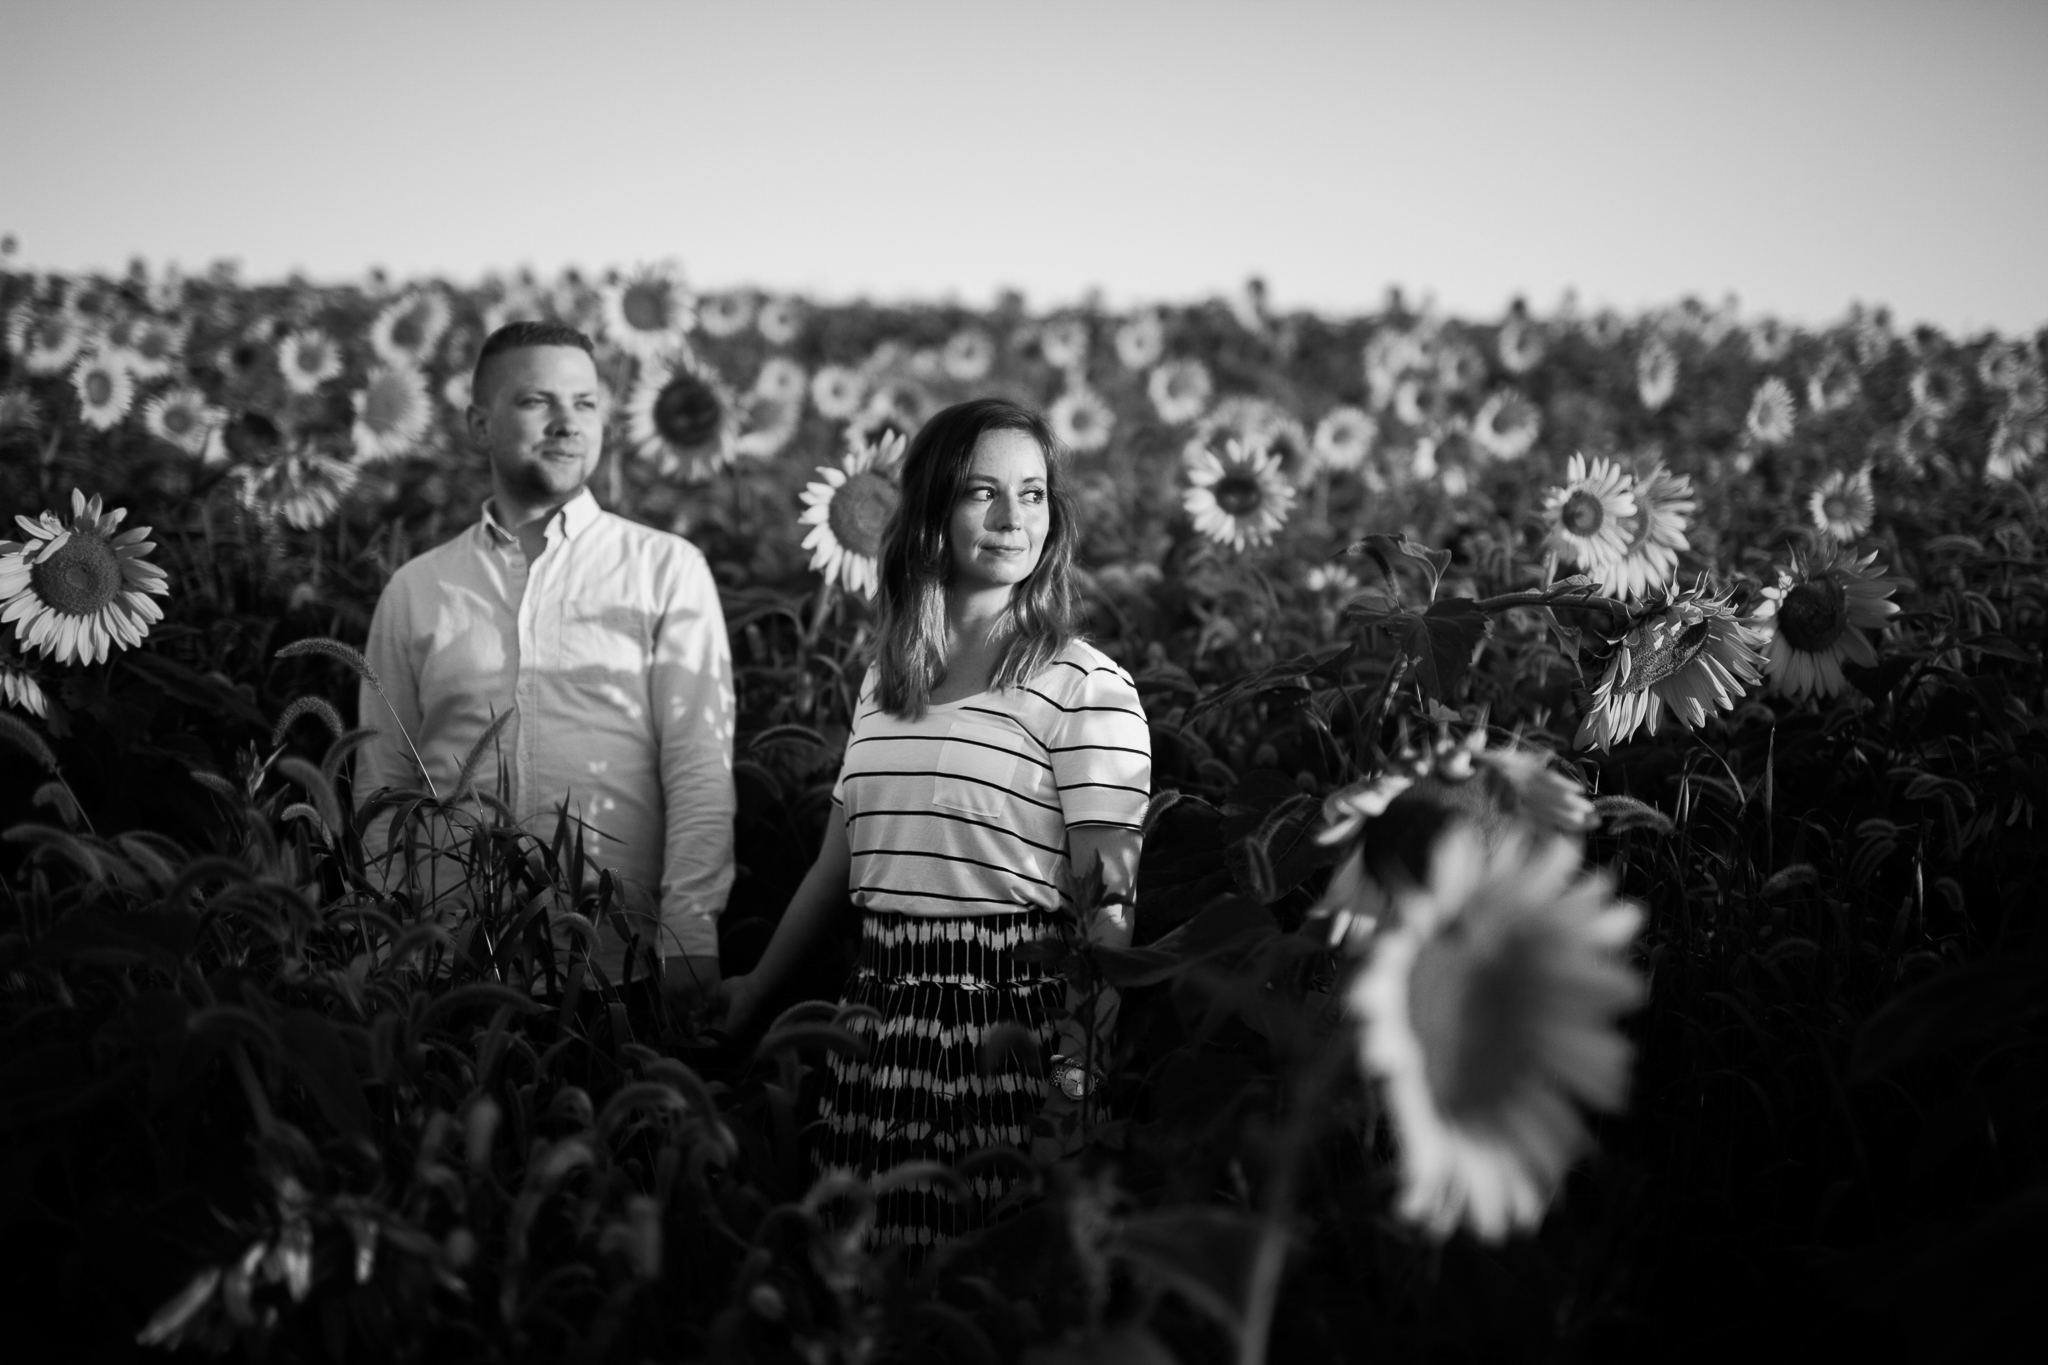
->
[717,971,765,1037]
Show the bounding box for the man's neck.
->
[490,487,580,562]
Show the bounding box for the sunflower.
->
[697,291,756,338]
[0,490,170,666]
[71,351,136,431]
[1606,458,1694,601]
[1805,351,1862,415]
[6,304,88,376]
[1049,385,1115,454]
[734,369,804,460]
[1470,389,1541,461]
[1183,437,1295,551]
[368,290,452,369]
[1744,377,1796,447]
[941,328,994,382]
[601,264,695,359]
[106,316,185,381]
[1313,405,1377,473]
[1364,328,1428,410]
[1754,545,1900,701]
[798,430,904,598]
[1635,336,1678,412]
[755,296,804,346]
[277,329,344,395]
[1148,358,1212,425]
[1908,365,1965,420]
[1543,453,1636,577]
[1986,409,2044,480]
[233,448,360,531]
[0,642,47,718]
[809,364,867,421]
[351,365,433,462]
[1807,464,1875,541]
[753,356,808,406]
[1576,585,1767,750]
[1040,316,1089,372]
[1196,396,1313,486]
[1745,317,1794,364]
[1976,340,2040,396]
[142,386,223,456]
[1496,316,1545,375]
[1114,312,1165,371]
[1435,338,1488,396]
[628,348,737,479]
[1347,824,1642,1243]
[1391,377,1431,429]
[1304,563,1360,596]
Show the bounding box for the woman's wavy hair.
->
[872,398,1080,719]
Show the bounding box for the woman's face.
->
[947,427,1050,594]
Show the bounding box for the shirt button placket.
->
[512,537,538,818]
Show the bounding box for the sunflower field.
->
[1,254,2044,1363]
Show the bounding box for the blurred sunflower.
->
[1391,377,1431,429]
[1496,316,1545,375]
[1987,410,2044,481]
[1744,377,1796,447]
[0,490,170,666]
[941,328,995,382]
[368,290,452,369]
[1576,585,1766,750]
[1049,385,1115,454]
[71,351,136,431]
[0,640,47,717]
[1364,328,1428,410]
[1744,317,1794,364]
[6,304,88,376]
[628,349,736,479]
[809,364,867,421]
[1469,390,1541,461]
[1040,316,1089,372]
[1183,437,1295,551]
[1754,545,1900,701]
[1313,405,1377,473]
[1348,824,1641,1243]
[601,264,695,359]
[233,449,360,531]
[1805,351,1862,415]
[1148,358,1212,425]
[1543,453,1636,576]
[1635,336,1678,412]
[1807,464,1875,541]
[109,316,185,381]
[1607,458,1695,601]
[754,356,809,405]
[277,329,344,395]
[1976,340,2041,397]
[755,296,804,346]
[441,371,473,416]
[1435,338,1488,395]
[0,391,44,435]
[1909,365,1965,421]
[697,291,756,338]
[351,364,433,462]
[798,430,905,598]
[1197,396,1313,486]
[142,386,223,457]
[1114,312,1165,371]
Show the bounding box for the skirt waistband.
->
[854,907,1059,988]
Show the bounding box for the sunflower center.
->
[1409,922,1538,1122]
[162,406,195,436]
[1625,614,1712,693]
[29,529,122,616]
[826,471,899,558]
[84,370,114,406]
[137,329,169,360]
[622,283,671,333]
[654,373,721,448]
[363,376,413,432]
[391,310,424,350]
[1561,490,1605,535]
[296,344,328,374]
[33,319,68,349]
[1214,472,1264,517]
[1821,495,1849,523]
[1777,577,1848,652]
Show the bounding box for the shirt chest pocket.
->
[932,723,1022,818]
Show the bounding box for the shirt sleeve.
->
[356,569,424,859]
[1046,659,1152,831]
[649,544,737,962]
[831,667,875,808]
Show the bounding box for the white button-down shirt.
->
[357,489,735,973]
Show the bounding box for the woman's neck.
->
[932,583,1013,702]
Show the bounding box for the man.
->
[357,320,734,1018]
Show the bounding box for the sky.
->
[2,0,2044,334]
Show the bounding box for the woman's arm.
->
[719,813,852,1034]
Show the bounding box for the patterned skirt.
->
[812,906,1063,1251]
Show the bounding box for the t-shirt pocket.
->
[932,722,1021,818]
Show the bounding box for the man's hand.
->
[662,954,722,1029]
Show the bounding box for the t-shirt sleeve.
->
[1047,660,1152,830]
[831,667,876,807]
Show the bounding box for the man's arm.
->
[356,572,425,862]
[649,546,737,1008]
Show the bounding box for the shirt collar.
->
[479,487,601,548]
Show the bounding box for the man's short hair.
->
[472,320,597,407]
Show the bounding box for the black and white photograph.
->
[1,1,2044,1359]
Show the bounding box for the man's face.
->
[470,346,605,512]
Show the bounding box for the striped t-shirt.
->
[832,639,1152,918]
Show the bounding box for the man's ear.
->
[466,400,488,448]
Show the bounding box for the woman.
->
[720,397,1151,1251]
